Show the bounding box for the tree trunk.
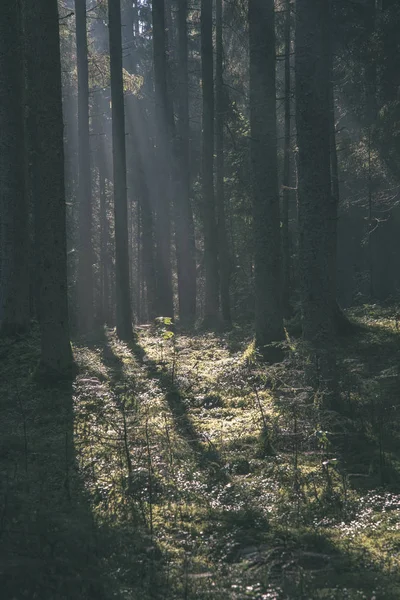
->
[295,0,337,399]
[175,0,197,325]
[215,0,231,327]
[201,0,220,327]
[108,0,134,341]
[281,0,292,319]
[94,92,111,326]
[249,0,284,361]
[23,0,73,375]
[0,0,30,336]
[75,0,94,333]
[152,0,174,319]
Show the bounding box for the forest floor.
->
[1,305,400,599]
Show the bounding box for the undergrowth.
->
[1,306,400,599]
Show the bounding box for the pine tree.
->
[249,0,284,360]
[201,0,220,326]
[23,0,73,375]
[0,0,30,336]
[295,0,337,399]
[75,0,94,332]
[108,0,134,340]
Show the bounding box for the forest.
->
[1,0,400,598]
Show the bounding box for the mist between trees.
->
[1,1,400,599]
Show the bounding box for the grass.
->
[1,306,400,599]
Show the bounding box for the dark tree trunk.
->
[295,0,337,399]
[23,0,73,375]
[108,0,134,341]
[152,0,174,319]
[201,0,220,326]
[75,0,94,332]
[249,0,284,361]
[281,0,292,319]
[94,92,111,326]
[175,0,197,325]
[329,18,356,338]
[0,0,30,336]
[215,0,231,327]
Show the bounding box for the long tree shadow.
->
[337,320,400,491]
[77,330,400,598]
[129,337,230,486]
[0,332,109,599]
[0,330,169,600]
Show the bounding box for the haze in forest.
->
[1,1,400,598]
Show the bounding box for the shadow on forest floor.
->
[2,308,400,599]
[0,331,109,599]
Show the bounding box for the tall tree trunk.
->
[94,92,110,326]
[75,0,94,332]
[366,0,377,299]
[249,0,284,361]
[109,0,134,340]
[152,0,174,318]
[176,0,197,325]
[295,0,337,400]
[281,0,292,319]
[201,0,220,326]
[0,0,30,336]
[215,0,231,327]
[23,0,73,375]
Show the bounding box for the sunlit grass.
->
[2,306,400,598]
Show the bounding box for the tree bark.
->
[295,0,337,399]
[23,0,73,375]
[201,0,220,326]
[0,0,30,336]
[175,0,197,325]
[216,0,231,327]
[249,0,284,361]
[109,0,134,340]
[281,0,292,319]
[75,0,94,333]
[152,0,174,319]
[93,92,111,326]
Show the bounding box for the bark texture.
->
[249,0,284,360]
[109,0,134,340]
[215,0,231,327]
[0,0,30,336]
[282,0,292,319]
[75,0,94,332]
[295,0,337,396]
[152,0,174,318]
[175,0,197,325]
[24,0,73,374]
[201,0,220,326]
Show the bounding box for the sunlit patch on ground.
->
[1,308,400,598]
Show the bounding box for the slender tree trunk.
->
[295,0,337,400]
[120,3,157,322]
[94,92,110,325]
[23,0,73,375]
[249,0,284,361]
[201,0,220,326]
[0,0,30,336]
[328,14,355,337]
[366,0,377,299]
[139,171,158,321]
[75,0,94,332]
[152,0,174,318]
[109,0,134,340]
[281,0,292,319]
[176,0,197,325]
[215,0,231,327]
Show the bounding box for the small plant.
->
[154,316,178,383]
